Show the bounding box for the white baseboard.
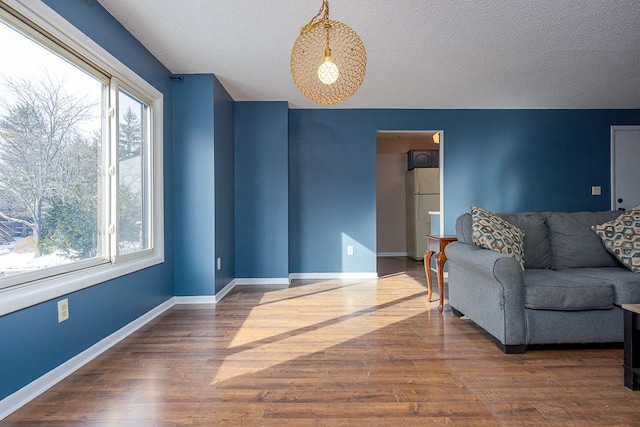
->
[215,279,236,301]
[0,298,175,421]
[173,295,218,304]
[377,252,409,257]
[235,278,291,286]
[289,272,378,280]
[174,279,237,304]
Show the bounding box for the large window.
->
[0,1,163,314]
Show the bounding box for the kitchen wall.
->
[376,154,407,255]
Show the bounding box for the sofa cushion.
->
[524,269,614,310]
[592,207,640,273]
[547,211,621,270]
[456,213,473,245]
[471,206,525,269]
[499,213,551,269]
[563,267,640,304]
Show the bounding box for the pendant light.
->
[290,0,367,105]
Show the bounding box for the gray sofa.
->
[445,210,640,353]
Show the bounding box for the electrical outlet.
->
[347,245,354,256]
[216,257,222,271]
[57,299,69,323]
[591,186,601,196]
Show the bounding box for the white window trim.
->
[0,0,165,317]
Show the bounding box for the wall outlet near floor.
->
[591,186,602,196]
[57,299,69,323]
[347,245,354,256]
[216,257,222,271]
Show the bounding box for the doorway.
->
[375,130,443,276]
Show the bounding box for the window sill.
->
[0,252,164,317]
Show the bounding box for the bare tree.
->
[0,74,94,255]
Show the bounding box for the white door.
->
[611,126,640,211]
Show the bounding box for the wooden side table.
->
[424,235,457,312]
[622,304,640,390]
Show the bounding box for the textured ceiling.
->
[96,0,640,109]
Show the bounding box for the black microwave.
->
[408,150,439,169]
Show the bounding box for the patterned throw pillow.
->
[592,206,640,273]
[471,205,525,269]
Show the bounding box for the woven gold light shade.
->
[291,2,366,105]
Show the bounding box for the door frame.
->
[437,132,444,235]
[374,130,444,259]
[610,125,640,210]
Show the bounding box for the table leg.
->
[624,310,640,390]
[436,251,447,312]
[424,250,435,303]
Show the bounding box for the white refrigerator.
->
[406,168,440,260]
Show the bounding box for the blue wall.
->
[289,109,640,274]
[289,109,377,274]
[214,77,235,293]
[173,75,235,295]
[173,75,215,295]
[0,0,174,401]
[235,102,289,279]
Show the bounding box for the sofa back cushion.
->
[547,211,621,269]
[456,211,551,269]
[456,213,473,244]
[498,213,551,269]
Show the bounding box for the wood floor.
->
[5,257,640,426]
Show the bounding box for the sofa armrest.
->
[445,241,526,346]
[446,242,524,286]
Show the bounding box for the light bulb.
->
[318,58,339,85]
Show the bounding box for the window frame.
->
[0,0,164,317]
[111,79,155,261]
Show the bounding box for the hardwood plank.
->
[5,260,640,425]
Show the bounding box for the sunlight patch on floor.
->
[211,279,426,385]
[227,277,422,349]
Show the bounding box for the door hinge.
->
[108,224,115,235]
